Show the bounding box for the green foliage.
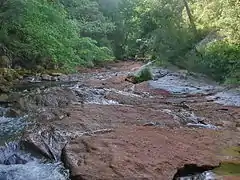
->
[59,0,115,39]
[189,0,240,84]
[0,0,113,70]
[112,0,199,61]
[76,37,113,67]
[190,0,240,42]
[198,41,240,83]
[102,0,140,59]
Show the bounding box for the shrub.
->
[200,41,240,83]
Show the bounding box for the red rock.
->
[63,126,240,180]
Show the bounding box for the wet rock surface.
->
[0,61,240,180]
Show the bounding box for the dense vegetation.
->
[0,0,239,83]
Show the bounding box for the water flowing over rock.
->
[150,66,240,107]
[70,84,119,105]
[162,109,218,129]
[174,171,219,180]
[207,89,240,107]
[0,162,69,180]
[0,108,27,142]
[0,142,36,165]
[149,69,220,95]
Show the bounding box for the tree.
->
[0,0,113,70]
[188,0,240,83]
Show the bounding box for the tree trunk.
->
[182,0,197,35]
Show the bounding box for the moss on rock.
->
[0,68,21,93]
[126,66,153,84]
[0,68,20,81]
[213,162,240,176]
[0,56,11,68]
[213,146,240,176]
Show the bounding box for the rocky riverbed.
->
[0,61,240,180]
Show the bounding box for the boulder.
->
[20,125,68,161]
[0,55,11,68]
[0,68,20,81]
[0,93,9,103]
[51,76,59,81]
[11,87,81,112]
[58,74,69,82]
[195,31,225,52]
[41,74,52,81]
[50,72,65,76]
[126,66,153,84]
[5,108,21,118]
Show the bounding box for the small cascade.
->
[0,162,68,180]
[0,107,69,180]
[0,107,27,144]
[173,164,218,180]
[71,85,119,105]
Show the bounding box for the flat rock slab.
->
[63,126,240,180]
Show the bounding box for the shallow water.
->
[150,67,240,107]
[207,89,240,107]
[149,71,220,95]
[162,109,218,129]
[0,108,28,144]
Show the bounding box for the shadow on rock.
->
[20,125,68,162]
[0,142,37,165]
